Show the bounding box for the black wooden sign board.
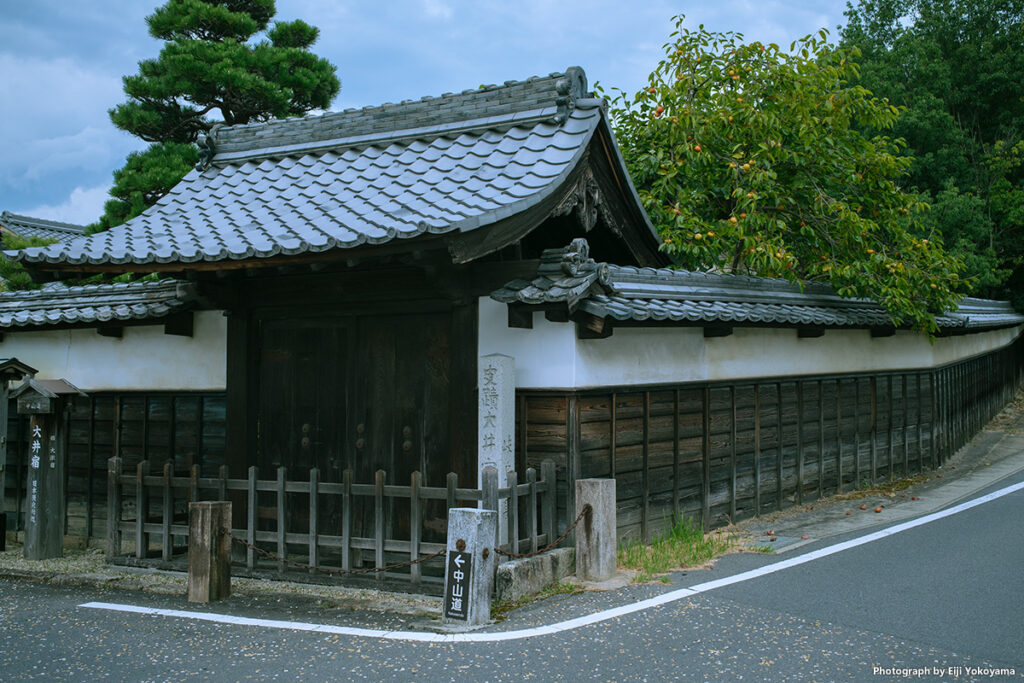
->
[443,551,472,621]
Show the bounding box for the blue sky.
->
[0,0,849,225]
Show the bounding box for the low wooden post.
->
[188,501,231,603]
[575,478,617,582]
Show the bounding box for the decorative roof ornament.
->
[195,124,221,171]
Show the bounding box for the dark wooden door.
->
[256,311,455,544]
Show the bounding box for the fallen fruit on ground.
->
[874,507,883,513]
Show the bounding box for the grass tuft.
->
[617,517,737,583]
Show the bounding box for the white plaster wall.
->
[0,310,227,391]
[478,296,1023,389]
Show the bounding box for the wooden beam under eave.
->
[96,326,123,338]
[798,326,825,338]
[871,327,897,338]
[545,309,570,323]
[576,314,612,339]
[163,311,194,338]
[507,304,533,329]
[703,326,733,338]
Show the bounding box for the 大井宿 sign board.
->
[443,550,472,621]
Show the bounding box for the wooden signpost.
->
[0,359,37,552]
[11,377,85,560]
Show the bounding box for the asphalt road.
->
[2,474,1022,682]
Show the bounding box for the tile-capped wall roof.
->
[493,240,1024,332]
[0,280,197,330]
[1,211,86,243]
[10,68,607,271]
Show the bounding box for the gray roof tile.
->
[11,69,599,270]
[1,212,86,243]
[0,280,196,330]
[493,239,1024,332]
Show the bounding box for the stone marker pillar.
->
[443,507,497,627]
[188,501,232,603]
[478,354,515,541]
[23,413,65,561]
[575,478,617,581]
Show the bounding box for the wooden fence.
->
[517,337,1024,542]
[106,459,557,586]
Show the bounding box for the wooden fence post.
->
[276,466,287,573]
[246,466,257,570]
[410,471,421,585]
[481,466,499,550]
[106,456,122,559]
[506,469,519,552]
[526,467,538,554]
[374,469,385,577]
[542,460,556,545]
[136,460,150,560]
[188,501,231,603]
[309,468,319,573]
[162,460,173,562]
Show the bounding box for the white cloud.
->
[421,0,453,20]
[21,184,110,226]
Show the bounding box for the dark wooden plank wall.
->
[4,392,226,541]
[517,337,1024,543]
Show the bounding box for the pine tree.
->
[92,0,340,232]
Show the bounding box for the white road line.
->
[80,477,1024,643]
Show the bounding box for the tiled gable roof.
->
[0,280,196,330]
[493,240,1024,332]
[0,212,86,243]
[9,69,626,271]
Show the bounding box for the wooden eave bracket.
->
[870,326,897,338]
[544,308,570,323]
[164,311,194,337]
[703,325,733,338]
[96,325,123,338]
[575,312,612,339]
[507,304,534,329]
[798,326,825,338]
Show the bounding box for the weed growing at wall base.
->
[617,517,737,583]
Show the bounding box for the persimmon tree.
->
[605,16,963,332]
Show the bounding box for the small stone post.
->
[478,354,514,542]
[442,507,497,627]
[188,501,232,603]
[575,478,617,582]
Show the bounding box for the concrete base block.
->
[494,547,575,603]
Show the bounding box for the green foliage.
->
[841,0,1024,305]
[605,16,963,332]
[96,0,339,230]
[0,233,56,290]
[89,142,200,234]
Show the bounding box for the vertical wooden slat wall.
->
[517,336,1024,541]
[4,391,226,540]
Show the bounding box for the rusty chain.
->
[492,503,591,560]
[222,503,591,576]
